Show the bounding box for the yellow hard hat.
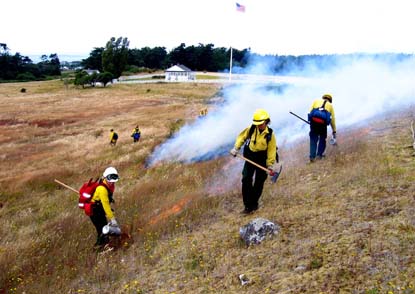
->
[252,109,270,125]
[322,94,332,103]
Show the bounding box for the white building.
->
[165,64,195,82]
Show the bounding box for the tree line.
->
[0,43,61,81]
[1,37,414,84]
[79,37,415,79]
[80,38,249,76]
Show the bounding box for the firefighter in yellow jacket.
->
[131,125,141,143]
[90,167,120,247]
[109,129,118,146]
[308,94,336,162]
[230,109,278,214]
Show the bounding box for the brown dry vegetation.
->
[0,80,415,294]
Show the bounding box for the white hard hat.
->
[103,167,119,182]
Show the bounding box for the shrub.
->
[16,72,36,81]
[97,72,113,87]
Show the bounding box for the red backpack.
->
[78,178,115,216]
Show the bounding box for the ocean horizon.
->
[27,54,88,63]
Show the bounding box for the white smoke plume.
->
[147,55,415,167]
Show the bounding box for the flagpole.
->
[231,2,244,82]
[229,46,233,82]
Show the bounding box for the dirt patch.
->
[0,118,78,128]
[29,119,76,128]
[0,118,25,126]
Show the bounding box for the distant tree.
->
[125,43,248,72]
[37,53,61,76]
[48,53,61,75]
[169,43,188,66]
[183,45,198,69]
[89,72,98,87]
[0,44,63,81]
[74,70,90,88]
[81,47,104,71]
[145,46,167,69]
[128,48,145,67]
[128,46,168,70]
[138,47,152,68]
[232,48,250,68]
[0,47,35,80]
[0,46,14,79]
[196,43,214,71]
[102,37,129,78]
[211,47,229,71]
[167,43,236,71]
[21,63,40,78]
[97,72,113,87]
[0,43,8,53]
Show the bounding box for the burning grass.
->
[1,80,415,293]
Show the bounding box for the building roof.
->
[165,64,193,72]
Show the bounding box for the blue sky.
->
[2,0,415,58]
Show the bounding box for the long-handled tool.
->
[54,179,78,194]
[289,111,310,125]
[290,111,338,146]
[234,153,282,183]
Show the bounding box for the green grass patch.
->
[195,74,221,80]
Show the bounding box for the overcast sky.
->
[2,0,415,59]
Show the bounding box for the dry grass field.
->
[0,80,415,294]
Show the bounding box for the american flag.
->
[236,2,245,12]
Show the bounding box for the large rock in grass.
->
[239,218,280,246]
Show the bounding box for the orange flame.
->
[148,194,194,225]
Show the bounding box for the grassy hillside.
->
[0,80,414,294]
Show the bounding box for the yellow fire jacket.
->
[91,179,114,219]
[110,131,117,142]
[309,98,336,132]
[234,125,277,167]
[131,128,140,136]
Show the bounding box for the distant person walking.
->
[90,167,121,248]
[131,125,141,143]
[110,129,118,146]
[230,109,279,214]
[308,94,336,162]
